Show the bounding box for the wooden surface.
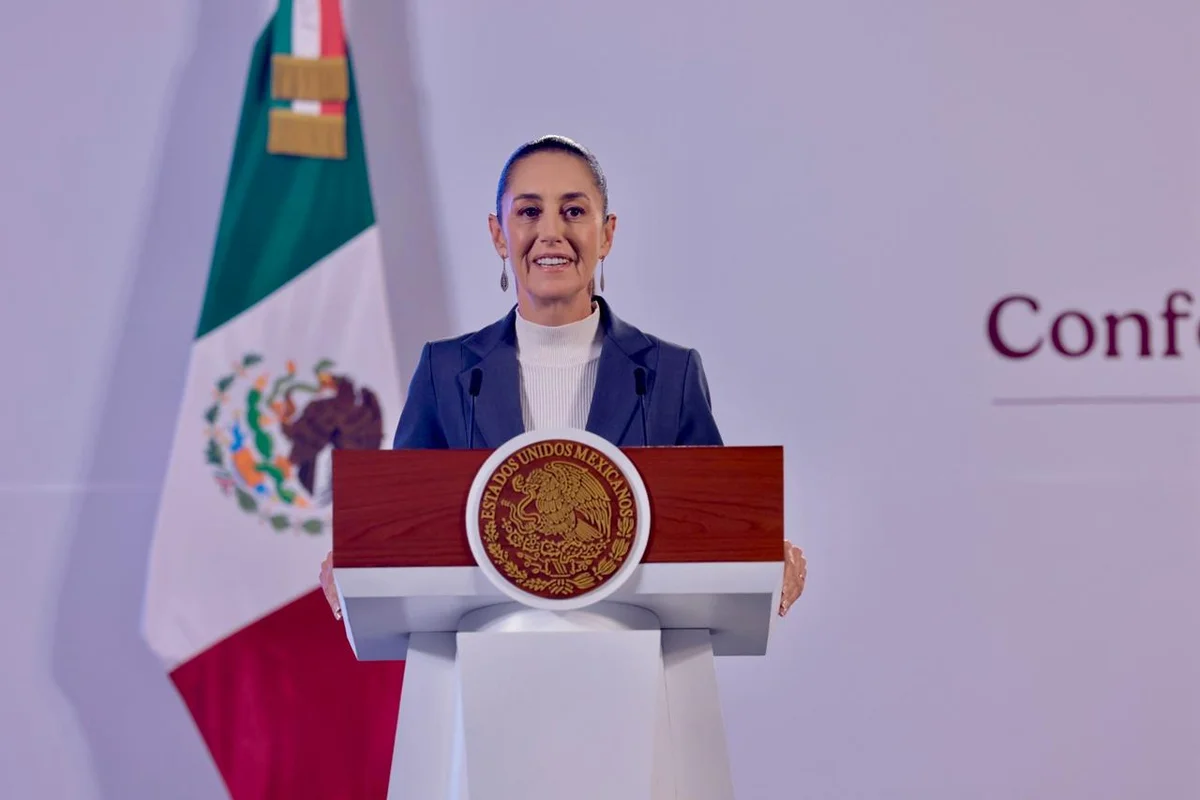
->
[332,446,784,568]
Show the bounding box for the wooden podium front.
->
[333,440,785,800]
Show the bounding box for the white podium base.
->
[385,603,735,800]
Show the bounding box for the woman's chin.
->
[527,278,588,302]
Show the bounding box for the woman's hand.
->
[319,550,342,620]
[779,540,807,617]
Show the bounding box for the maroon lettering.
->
[1162,290,1192,357]
[1050,311,1095,358]
[1103,312,1151,358]
[987,294,1042,359]
[987,290,1200,360]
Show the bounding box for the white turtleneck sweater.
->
[514,305,604,431]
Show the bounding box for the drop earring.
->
[599,258,606,292]
[500,257,509,292]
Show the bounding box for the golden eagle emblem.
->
[509,462,612,545]
[479,441,639,600]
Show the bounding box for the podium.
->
[332,430,785,800]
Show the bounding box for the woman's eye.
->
[564,206,585,218]
[518,207,540,218]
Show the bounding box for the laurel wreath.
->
[203,352,326,536]
[483,514,636,596]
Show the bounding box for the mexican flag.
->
[142,2,406,797]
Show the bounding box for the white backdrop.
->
[3,0,1198,797]
[403,3,1200,793]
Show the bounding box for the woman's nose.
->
[536,214,565,241]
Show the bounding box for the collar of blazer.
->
[456,296,657,448]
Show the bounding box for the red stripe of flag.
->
[170,589,404,799]
[321,0,346,116]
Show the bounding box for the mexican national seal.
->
[465,429,651,609]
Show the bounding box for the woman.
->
[321,135,806,616]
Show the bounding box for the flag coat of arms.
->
[143,2,406,796]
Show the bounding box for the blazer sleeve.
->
[676,348,724,446]
[392,343,449,449]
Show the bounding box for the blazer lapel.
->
[457,299,655,449]
[458,310,525,449]
[586,298,655,445]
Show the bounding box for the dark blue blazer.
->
[392,297,724,450]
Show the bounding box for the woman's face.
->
[490,151,616,312]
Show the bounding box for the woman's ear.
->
[488,213,508,259]
[599,212,617,258]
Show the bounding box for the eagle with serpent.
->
[205,354,383,534]
[482,447,638,600]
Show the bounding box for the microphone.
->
[467,368,483,449]
[633,367,649,446]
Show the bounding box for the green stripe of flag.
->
[195,20,374,339]
[268,0,291,114]
[272,0,293,56]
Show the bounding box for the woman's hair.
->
[495,134,609,218]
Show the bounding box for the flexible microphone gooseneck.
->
[633,367,649,446]
[467,368,483,449]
